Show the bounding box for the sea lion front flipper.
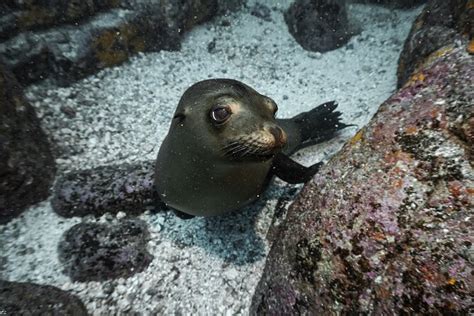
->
[153,194,196,219]
[173,210,196,219]
[271,153,323,184]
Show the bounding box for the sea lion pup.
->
[155,79,349,218]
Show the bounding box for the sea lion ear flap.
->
[173,113,186,124]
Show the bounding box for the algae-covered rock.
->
[58,219,153,282]
[0,65,56,224]
[52,160,156,218]
[251,47,473,314]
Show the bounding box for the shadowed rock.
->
[284,0,354,53]
[58,219,153,282]
[251,47,473,314]
[52,160,156,218]
[0,280,87,315]
[0,65,56,224]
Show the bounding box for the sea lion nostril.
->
[269,127,287,145]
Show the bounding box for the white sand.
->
[0,1,421,314]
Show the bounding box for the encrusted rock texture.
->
[0,65,56,224]
[58,219,153,282]
[0,280,88,315]
[397,0,473,87]
[0,0,244,85]
[52,160,156,217]
[284,0,354,53]
[251,46,473,314]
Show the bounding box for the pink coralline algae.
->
[252,47,473,314]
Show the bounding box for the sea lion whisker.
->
[223,140,241,149]
[232,145,250,156]
[222,142,243,155]
[223,142,250,158]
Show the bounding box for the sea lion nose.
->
[269,126,287,147]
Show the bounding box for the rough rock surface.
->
[52,160,156,217]
[0,66,56,224]
[284,0,354,53]
[0,279,87,315]
[251,47,473,314]
[0,0,244,85]
[58,219,153,282]
[397,0,473,87]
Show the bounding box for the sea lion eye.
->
[210,106,231,124]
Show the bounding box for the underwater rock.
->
[0,65,56,224]
[397,0,473,87]
[0,0,120,41]
[251,3,272,22]
[0,280,87,315]
[251,47,473,314]
[284,0,353,53]
[0,0,244,85]
[58,219,153,282]
[0,9,145,85]
[52,160,156,218]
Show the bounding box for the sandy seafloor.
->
[0,1,421,314]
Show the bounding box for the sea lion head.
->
[168,79,287,162]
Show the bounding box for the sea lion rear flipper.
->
[277,101,353,155]
[271,153,322,184]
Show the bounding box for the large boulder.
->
[251,46,473,314]
[284,0,354,53]
[397,0,473,87]
[0,280,87,315]
[0,65,56,224]
[0,0,244,85]
[58,219,153,282]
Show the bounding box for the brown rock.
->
[251,47,473,314]
[0,0,121,41]
[0,0,244,85]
